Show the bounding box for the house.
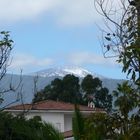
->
[5,100,105,139]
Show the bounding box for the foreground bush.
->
[0,112,63,140]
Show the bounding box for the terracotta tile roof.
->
[6,100,105,112]
[63,130,73,138]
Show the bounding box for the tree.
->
[0,31,23,110]
[95,87,112,112]
[61,74,81,103]
[93,1,140,137]
[0,31,64,140]
[113,82,137,118]
[72,105,85,140]
[81,75,102,98]
[33,78,63,103]
[0,31,13,104]
[0,31,13,80]
[73,1,140,139]
[81,75,112,112]
[33,74,112,111]
[72,106,111,140]
[33,74,82,104]
[95,0,140,84]
[0,112,64,140]
[73,82,140,139]
[85,113,110,140]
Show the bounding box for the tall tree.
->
[73,1,140,139]
[73,82,140,139]
[81,75,112,112]
[73,106,111,140]
[0,31,13,104]
[61,74,81,103]
[113,81,137,118]
[81,75,102,96]
[0,31,23,109]
[72,105,85,140]
[95,87,112,112]
[94,0,140,84]
[33,74,82,104]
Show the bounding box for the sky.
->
[0,0,127,79]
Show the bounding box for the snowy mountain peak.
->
[62,67,92,77]
[31,66,104,78]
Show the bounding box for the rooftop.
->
[6,100,104,112]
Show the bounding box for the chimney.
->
[88,101,95,108]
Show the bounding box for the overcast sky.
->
[0,0,127,79]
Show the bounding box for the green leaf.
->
[132,71,136,81]
[105,37,111,41]
[127,68,132,76]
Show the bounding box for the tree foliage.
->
[111,82,140,139]
[72,105,85,140]
[81,75,102,96]
[95,87,112,112]
[0,31,13,80]
[87,1,140,138]
[113,81,137,118]
[95,0,140,84]
[82,75,112,112]
[60,74,81,103]
[0,31,64,140]
[33,74,82,104]
[73,82,140,139]
[0,112,64,140]
[33,74,112,112]
[0,31,14,104]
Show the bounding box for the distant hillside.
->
[1,67,124,107]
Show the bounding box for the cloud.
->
[67,52,118,67]
[8,51,121,74]
[52,0,99,26]
[0,0,56,22]
[0,0,101,26]
[9,53,53,73]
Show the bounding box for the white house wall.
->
[26,112,65,132]
[64,114,73,132]
[65,137,74,140]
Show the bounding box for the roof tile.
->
[6,100,104,112]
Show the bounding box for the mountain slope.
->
[1,67,124,107]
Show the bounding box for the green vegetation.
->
[72,0,140,139]
[1,0,140,139]
[33,74,112,112]
[72,105,85,140]
[73,81,140,139]
[0,32,63,140]
[81,75,112,112]
[95,0,140,84]
[0,31,13,105]
[0,112,64,140]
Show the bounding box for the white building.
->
[5,100,105,139]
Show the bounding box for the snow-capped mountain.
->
[1,67,124,107]
[31,66,104,78]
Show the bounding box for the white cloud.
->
[52,0,99,26]
[67,52,118,67]
[9,53,53,73]
[0,0,57,22]
[8,52,121,74]
[0,0,101,26]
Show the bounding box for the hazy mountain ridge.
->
[1,67,124,107]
